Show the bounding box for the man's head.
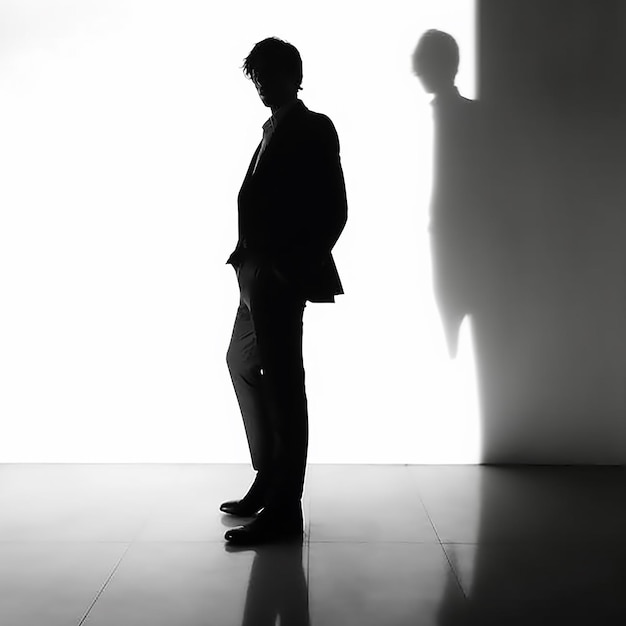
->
[243,37,303,109]
[412,29,459,95]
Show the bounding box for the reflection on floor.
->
[0,464,624,625]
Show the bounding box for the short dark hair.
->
[413,29,459,79]
[243,37,303,91]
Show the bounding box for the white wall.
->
[0,0,477,462]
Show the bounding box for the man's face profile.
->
[251,63,296,108]
[415,56,454,95]
[416,63,438,94]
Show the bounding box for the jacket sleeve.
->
[293,115,347,263]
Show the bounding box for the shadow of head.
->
[412,29,459,95]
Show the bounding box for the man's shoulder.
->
[295,104,331,124]
[296,107,339,144]
[280,103,340,153]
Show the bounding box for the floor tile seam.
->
[305,532,312,612]
[403,465,442,535]
[306,494,312,590]
[77,542,132,626]
[413,489,446,545]
[307,539,443,545]
[440,539,613,546]
[439,543,471,601]
[3,533,602,548]
[0,539,140,545]
[129,539,253,544]
[127,538,313,545]
[0,538,240,544]
[403,467,469,600]
[0,538,434,546]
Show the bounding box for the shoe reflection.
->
[225,542,310,626]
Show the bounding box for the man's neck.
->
[270,96,298,115]
[435,84,459,99]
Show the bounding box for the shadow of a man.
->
[413,30,522,464]
[413,30,493,359]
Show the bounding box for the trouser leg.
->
[226,300,273,474]
[246,268,308,509]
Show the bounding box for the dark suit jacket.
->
[227,100,347,303]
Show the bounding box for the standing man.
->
[223,37,347,545]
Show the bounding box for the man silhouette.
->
[222,37,347,545]
[413,30,485,358]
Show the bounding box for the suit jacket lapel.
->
[250,101,308,178]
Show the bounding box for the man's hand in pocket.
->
[271,262,291,287]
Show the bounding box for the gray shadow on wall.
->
[475,0,626,463]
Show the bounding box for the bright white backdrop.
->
[0,0,478,462]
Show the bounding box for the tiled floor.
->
[0,464,624,625]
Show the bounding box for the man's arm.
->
[294,115,347,263]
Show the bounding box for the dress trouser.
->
[226,256,308,510]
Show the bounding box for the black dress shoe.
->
[220,472,268,517]
[224,508,303,546]
[219,498,264,517]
